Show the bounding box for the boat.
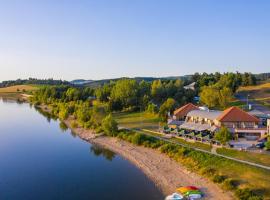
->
[188,193,202,199]
[176,186,198,194]
[165,193,184,200]
[184,190,203,196]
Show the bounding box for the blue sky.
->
[0,0,269,81]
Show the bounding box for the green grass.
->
[113,111,162,130]
[217,148,270,167]
[172,137,212,151]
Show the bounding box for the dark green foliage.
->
[101,114,118,136]
[222,179,238,190]
[215,127,232,145]
[0,78,70,88]
[212,174,226,183]
[235,188,262,200]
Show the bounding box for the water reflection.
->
[90,144,116,161]
[59,121,68,132]
[34,106,57,123]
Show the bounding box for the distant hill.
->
[70,79,94,85]
[72,76,193,87]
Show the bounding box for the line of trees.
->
[0,78,70,88]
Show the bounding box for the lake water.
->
[0,98,164,200]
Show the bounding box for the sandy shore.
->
[41,105,233,200]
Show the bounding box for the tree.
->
[265,137,270,150]
[200,86,219,108]
[110,79,138,110]
[214,127,232,145]
[101,114,118,136]
[158,98,177,121]
[218,87,233,108]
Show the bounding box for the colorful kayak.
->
[188,193,202,199]
[176,186,198,194]
[184,190,203,196]
[165,193,184,200]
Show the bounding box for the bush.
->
[131,133,145,145]
[235,188,262,200]
[222,178,238,191]
[212,174,226,183]
[201,167,216,176]
[101,114,118,136]
[71,121,78,129]
[264,140,270,150]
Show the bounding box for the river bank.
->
[40,104,233,200]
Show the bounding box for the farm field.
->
[0,85,38,93]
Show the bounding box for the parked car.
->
[255,142,265,149]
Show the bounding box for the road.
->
[235,93,270,114]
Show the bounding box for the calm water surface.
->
[0,98,163,200]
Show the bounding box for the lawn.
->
[0,85,38,93]
[217,148,270,167]
[113,111,162,130]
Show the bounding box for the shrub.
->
[131,133,145,145]
[71,121,78,129]
[201,167,216,176]
[212,174,226,183]
[264,140,270,150]
[235,188,262,200]
[101,114,118,136]
[222,178,238,190]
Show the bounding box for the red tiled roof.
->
[217,107,260,122]
[173,103,198,117]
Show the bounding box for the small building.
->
[173,103,198,121]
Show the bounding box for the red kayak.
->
[185,186,199,190]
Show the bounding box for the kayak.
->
[188,193,202,199]
[176,187,198,194]
[184,190,203,196]
[165,193,184,200]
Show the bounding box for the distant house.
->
[170,104,268,140]
[183,82,196,90]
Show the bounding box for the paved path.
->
[121,127,270,171]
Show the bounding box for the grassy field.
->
[217,148,270,167]
[237,82,270,107]
[113,111,162,130]
[0,85,38,93]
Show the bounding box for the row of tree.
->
[0,78,70,88]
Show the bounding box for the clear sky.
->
[0,0,269,81]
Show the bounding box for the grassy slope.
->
[0,85,38,93]
[217,148,270,167]
[237,82,270,107]
[113,112,161,130]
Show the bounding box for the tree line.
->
[0,78,70,88]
